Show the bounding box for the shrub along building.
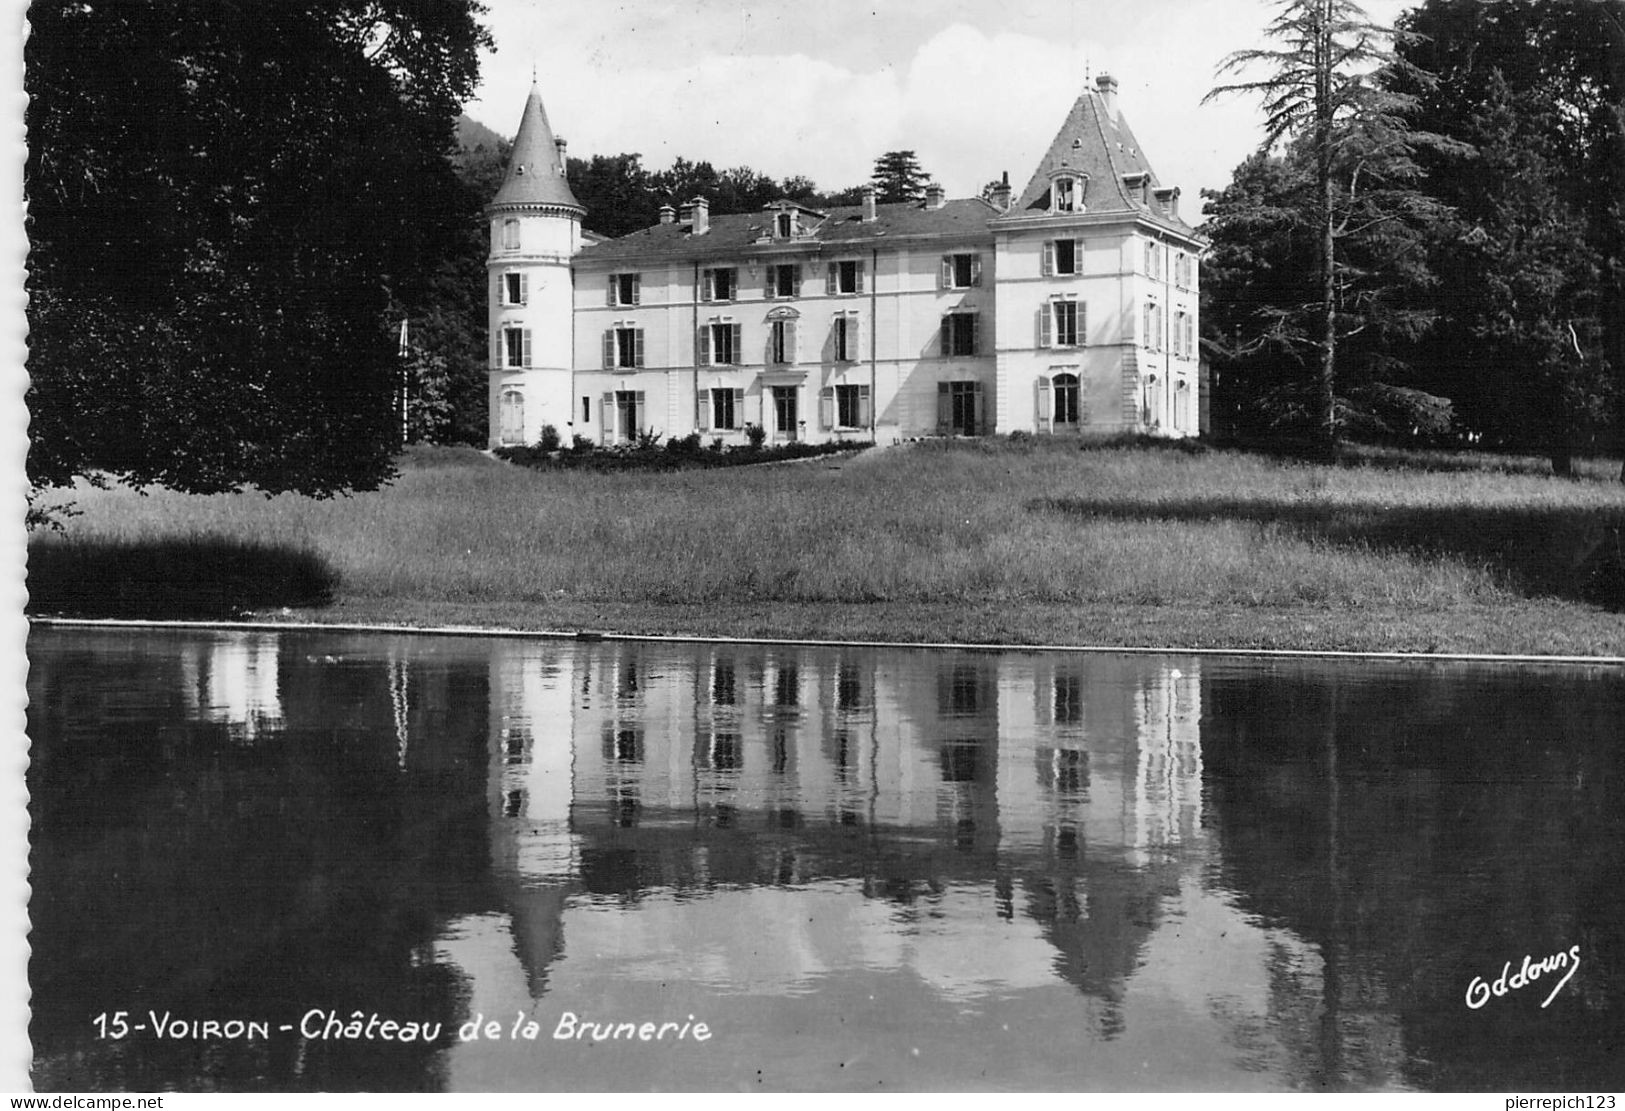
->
[487,75,1203,449]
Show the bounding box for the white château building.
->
[487,75,1203,449]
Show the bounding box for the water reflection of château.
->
[462,640,1208,1019]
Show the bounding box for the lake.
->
[24,625,1625,1092]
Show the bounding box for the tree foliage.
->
[25,0,492,495]
[870,150,931,204]
[1392,0,1625,475]
[1206,0,1447,456]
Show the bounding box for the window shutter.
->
[521,330,533,367]
[696,389,710,431]
[786,321,797,365]
[1037,376,1052,424]
[1042,241,1055,278]
[602,330,615,368]
[940,316,951,357]
[1078,303,1087,347]
[630,274,641,305]
[820,386,834,429]
[1038,305,1052,349]
[634,328,645,368]
[849,315,861,362]
[764,269,776,299]
[855,263,865,294]
[698,325,710,366]
[701,269,713,303]
[936,382,951,434]
[607,275,616,307]
[730,324,742,366]
[940,256,953,290]
[600,392,614,438]
[1072,240,1083,274]
[790,265,802,297]
[971,255,983,287]
[971,313,981,356]
[492,333,501,368]
[973,381,986,433]
[857,384,871,428]
[519,273,529,305]
[732,389,744,426]
[826,263,837,296]
[1143,304,1152,347]
[634,391,646,434]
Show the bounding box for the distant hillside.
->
[456,114,509,160]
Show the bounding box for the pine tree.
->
[1205,0,1448,457]
[870,151,931,204]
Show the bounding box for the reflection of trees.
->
[27,632,496,1092]
[1202,662,1625,1091]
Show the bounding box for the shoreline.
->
[30,608,1625,667]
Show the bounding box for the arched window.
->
[1052,373,1080,426]
[499,388,525,445]
[1052,175,1080,213]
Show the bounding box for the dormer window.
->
[1052,175,1084,214]
[776,211,795,239]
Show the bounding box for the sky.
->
[461,0,1414,223]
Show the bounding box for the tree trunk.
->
[1313,0,1338,463]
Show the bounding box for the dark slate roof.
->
[575,198,999,264]
[490,83,584,213]
[1002,78,1197,236]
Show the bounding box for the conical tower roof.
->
[490,81,584,214]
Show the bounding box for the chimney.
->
[861,185,878,223]
[924,182,946,210]
[689,195,709,235]
[1095,73,1119,125]
[658,203,676,225]
[992,171,1012,212]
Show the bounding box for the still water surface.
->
[25,626,1625,1091]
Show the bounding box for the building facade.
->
[488,75,1203,449]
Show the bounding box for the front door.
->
[772,386,798,441]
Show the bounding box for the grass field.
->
[26,438,1625,656]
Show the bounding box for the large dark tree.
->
[1393,0,1625,477]
[1206,0,1446,458]
[25,0,491,496]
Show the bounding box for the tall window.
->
[770,319,796,364]
[941,253,982,289]
[502,272,527,306]
[1145,241,1161,279]
[767,264,801,298]
[702,322,742,365]
[939,381,982,436]
[502,218,520,251]
[609,272,640,307]
[697,387,744,431]
[703,267,736,302]
[1048,300,1081,348]
[1043,239,1081,277]
[942,312,979,357]
[503,327,531,368]
[1052,373,1080,425]
[827,260,864,295]
[1143,302,1163,351]
[602,326,644,369]
[771,386,798,439]
[822,384,871,429]
[498,389,524,445]
[602,389,645,442]
[833,314,860,362]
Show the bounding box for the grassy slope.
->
[27,441,1625,656]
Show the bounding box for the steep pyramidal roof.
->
[1006,75,1192,232]
[490,81,584,213]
